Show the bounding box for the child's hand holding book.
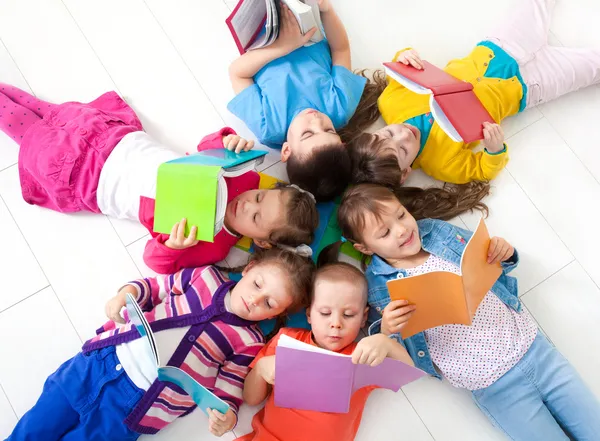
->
[272,3,317,54]
[351,334,396,366]
[381,299,417,335]
[207,408,237,437]
[223,134,255,154]
[396,49,424,70]
[481,122,506,154]
[487,236,514,264]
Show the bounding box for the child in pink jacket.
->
[0,84,318,274]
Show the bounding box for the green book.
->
[153,149,267,243]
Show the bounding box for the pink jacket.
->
[139,128,260,274]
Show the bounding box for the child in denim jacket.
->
[328,183,600,441]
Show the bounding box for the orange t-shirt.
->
[235,328,376,441]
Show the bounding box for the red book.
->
[383,61,495,143]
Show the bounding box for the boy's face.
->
[307,278,368,352]
[373,123,421,173]
[281,109,342,161]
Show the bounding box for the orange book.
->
[383,60,495,143]
[386,219,502,338]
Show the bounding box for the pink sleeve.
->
[143,234,231,275]
[196,127,237,152]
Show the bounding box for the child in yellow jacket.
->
[349,0,600,186]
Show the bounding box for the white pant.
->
[486,0,600,108]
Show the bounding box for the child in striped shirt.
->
[6,248,315,441]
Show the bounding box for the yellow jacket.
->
[378,45,524,184]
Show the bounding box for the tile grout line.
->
[398,389,437,440]
[0,285,50,315]
[141,0,227,127]
[519,258,575,298]
[0,38,36,97]
[0,380,19,422]
[0,191,83,343]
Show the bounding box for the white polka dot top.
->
[404,254,538,390]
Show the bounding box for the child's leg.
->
[0,83,56,117]
[521,45,600,107]
[471,365,570,441]
[533,334,600,440]
[485,0,555,64]
[0,92,43,143]
[6,363,82,440]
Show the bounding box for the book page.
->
[277,334,347,357]
[157,366,229,416]
[386,271,470,338]
[226,0,268,50]
[303,0,324,43]
[430,96,463,142]
[214,176,227,236]
[461,218,503,317]
[383,66,431,95]
[126,293,159,367]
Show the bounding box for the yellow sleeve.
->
[424,145,509,184]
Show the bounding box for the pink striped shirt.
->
[83,266,264,435]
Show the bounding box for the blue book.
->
[125,294,230,416]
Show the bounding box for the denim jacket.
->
[365,218,520,378]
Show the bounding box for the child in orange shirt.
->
[236,261,413,441]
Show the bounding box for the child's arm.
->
[228,4,316,94]
[318,1,351,69]
[208,340,265,436]
[351,334,414,367]
[104,267,199,323]
[196,127,255,153]
[243,355,275,405]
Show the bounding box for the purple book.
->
[274,334,427,413]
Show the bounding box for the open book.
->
[383,60,495,143]
[153,149,267,243]
[386,219,503,338]
[125,294,229,415]
[274,334,426,413]
[226,0,324,55]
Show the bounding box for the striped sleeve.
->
[213,331,264,415]
[132,267,202,312]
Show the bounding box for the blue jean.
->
[472,332,600,441]
[6,346,144,441]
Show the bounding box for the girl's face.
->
[229,261,294,321]
[224,189,286,248]
[354,198,422,265]
[307,278,368,352]
[281,109,342,161]
[373,124,421,172]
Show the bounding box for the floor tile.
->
[461,170,573,294]
[402,377,507,441]
[140,407,236,441]
[539,87,600,183]
[501,107,543,140]
[0,195,48,311]
[143,0,254,141]
[0,387,17,440]
[0,167,141,339]
[0,0,115,102]
[62,0,223,152]
[0,287,81,417]
[126,234,158,279]
[507,118,600,287]
[108,217,148,248]
[355,390,434,441]
[522,262,600,398]
[0,42,30,171]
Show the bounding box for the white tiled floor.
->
[0,0,599,440]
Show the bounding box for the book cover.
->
[125,294,229,416]
[386,219,502,338]
[383,60,495,143]
[226,0,323,55]
[154,149,267,242]
[274,334,426,413]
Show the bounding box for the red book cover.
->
[383,61,473,95]
[434,91,495,143]
[383,60,495,142]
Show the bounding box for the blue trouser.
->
[472,332,600,441]
[6,346,144,441]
